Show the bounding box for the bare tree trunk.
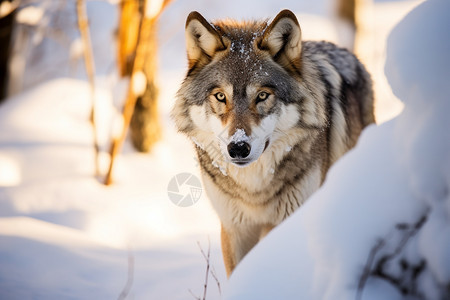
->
[130,14,161,153]
[338,0,356,30]
[117,0,140,77]
[117,0,164,153]
[76,0,100,175]
[104,0,172,185]
[105,2,145,186]
[336,0,357,50]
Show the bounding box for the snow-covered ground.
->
[0,77,227,299]
[1,0,443,299]
[226,0,450,299]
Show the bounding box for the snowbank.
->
[225,0,450,299]
[0,78,225,299]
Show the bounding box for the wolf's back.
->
[301,40,375,163]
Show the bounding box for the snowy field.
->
[1,0,448,299]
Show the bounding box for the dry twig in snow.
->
[75,0,100,176]
[189,238,222,300]
[117,250,135,300]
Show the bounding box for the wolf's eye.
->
[256,92,269,103]
[215,92,226,103]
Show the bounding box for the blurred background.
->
[0,0,425,299]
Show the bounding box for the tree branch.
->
[356,213,429,300]
[76,0,100,176]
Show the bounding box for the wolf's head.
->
[173,10,311,168]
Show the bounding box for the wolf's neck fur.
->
[226,130,297,193]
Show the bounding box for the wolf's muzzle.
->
[227,141,251,159]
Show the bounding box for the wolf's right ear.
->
[185,11,225,69]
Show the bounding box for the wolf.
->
[172,9,375,276]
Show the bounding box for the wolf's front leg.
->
[220,223,273,277]
[220,225,237,277]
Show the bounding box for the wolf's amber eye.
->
[215,92,226,103]
[256,92,269,103]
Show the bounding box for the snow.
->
[229,129,249,143]
[15,6,44,26]
[131,71,147,97]
[1,0,442,299]
[226,0,450,299]
[0,78,226,299]
[145,0,165,19]
[191,137,205,150]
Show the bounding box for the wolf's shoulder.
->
[302,40,365,84]
[302,40,353,58]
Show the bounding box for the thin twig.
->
[356,213,429,300]
[190,238,222,300]
[377,215,427,269]
[197,239,211,300]
[117,249,135,300]
[356,237,387,300]
[188,289,201,300]
[210,266,222,296]
[76,0,100,176]
[104,1,144,185]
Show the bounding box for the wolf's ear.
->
[259,10,302,70]
[185,11,225,69]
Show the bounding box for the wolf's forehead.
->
[213,20,267,42]
[216,54,264,94]
[224,26,263,57]
[214,29,267,85]
[214,22,266,60]
[227,30,262,52]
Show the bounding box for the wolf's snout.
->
[227,142,251,159]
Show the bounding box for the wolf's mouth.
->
[231,159,251,166]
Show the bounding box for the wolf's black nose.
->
[227,142,251,159]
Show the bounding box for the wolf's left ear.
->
[185,11,225,69]
[259,10,302,70]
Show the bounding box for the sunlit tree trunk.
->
[338,0,356,31]
[117,0,167,153]
[105,0,172,185]
[129,19,161,153]
[335,0,357,50]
